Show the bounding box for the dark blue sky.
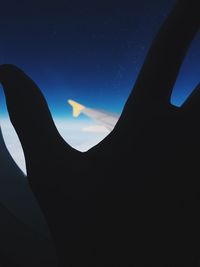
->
[0,0,200,119]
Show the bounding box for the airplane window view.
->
[0,1,200,266]
[0,0,200,174]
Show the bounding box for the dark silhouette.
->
[0,0,200,265]
[0,127,50,236]
[0,119,58,266]
[0,203,58,267]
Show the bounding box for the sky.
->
[1,0,200,116]
[0,0,200,173]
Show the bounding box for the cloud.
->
[0,118,109,173]
[82,125,109,133]
[54,120,108,151]
[0,117,26,175]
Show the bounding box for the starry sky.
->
[0,0,200,119]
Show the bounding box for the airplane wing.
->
[68,99,119,131]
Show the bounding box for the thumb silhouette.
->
[0,65,72,167]
[0,94,59,265]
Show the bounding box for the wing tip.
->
[68,99,85,117]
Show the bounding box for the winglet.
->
[68,100,85,117]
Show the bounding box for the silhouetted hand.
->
[0,1,200,265]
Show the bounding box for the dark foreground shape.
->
[0,0,200,265]
[0,127,51,236]
[0,116,58,266]
[0,203,58,267]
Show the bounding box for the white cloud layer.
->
[0,118,109,174]
[82,125,109,133]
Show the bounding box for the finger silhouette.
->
[178,83,200,149]
[0,65,74,171]
[181,83,200,111]
[179,83,200,153]
[114,0,200,132]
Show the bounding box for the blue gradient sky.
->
[0,0,200,119]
